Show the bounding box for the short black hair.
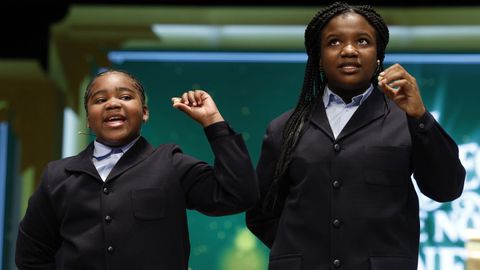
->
[83,69,147,113]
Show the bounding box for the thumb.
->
[172,102,192,115]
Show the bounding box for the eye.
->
[94,97,107,104]
[328,39,340,46]
[358,38,369,45]
[120,95,133,101]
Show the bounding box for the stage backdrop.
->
[105,50,478,270]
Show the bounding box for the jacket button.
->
[332,219,341,228]
[333,143,341,152]
[332,180,341,189]
[333,259,341,268]
[107,246,114,253]
[105,215,112,223]
[419,123,425,129]
[103,187,110,194]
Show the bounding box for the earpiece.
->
[78,131,95,136]
[375,59,381,74]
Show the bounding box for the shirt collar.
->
[93,136,140,159]
[323,84,374,108]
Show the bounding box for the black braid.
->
[262,1,390,213]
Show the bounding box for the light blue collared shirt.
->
[92,137,140,181]
[323,84,373,139]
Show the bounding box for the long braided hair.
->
[262,2,390,213]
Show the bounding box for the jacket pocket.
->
[131,188,166,220]
[363,146,411,186]
[268,254,302,270]
[370,256,416,270]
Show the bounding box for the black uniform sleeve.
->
[15,166,61,269]
[409,111,466,202]
[173,121,259,216]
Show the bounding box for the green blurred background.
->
[2,3,480,270]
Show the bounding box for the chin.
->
[341,80,372,91]
[97,136,130,147]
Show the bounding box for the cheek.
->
[369,61,379,75]
[368,50,378,67]
[87,117,99,131]
[86,109,102,125]
[130,108,147,125]
[322,63,337,78]
[363,52,378,72]
[320,50,334,63]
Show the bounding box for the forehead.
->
[90,72,137,92]
[322,12,376,37]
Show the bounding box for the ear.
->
[142,106,149,123]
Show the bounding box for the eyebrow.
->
[324,31,374,38]
[89,87,137,99]
[357,31,375,38]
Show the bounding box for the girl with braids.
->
[246,2,465,270]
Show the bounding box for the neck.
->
[96,135,140,148]
[331,90,361,104]
[328,84,371,104]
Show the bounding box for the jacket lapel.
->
[106,136,154,182]
[336,87,387,141]
[64,137,155,183]
[64,143,103,181]
[309,87,388,142]
[309,100,335,141]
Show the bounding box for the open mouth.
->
[104,115,126,127]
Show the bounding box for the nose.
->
[340,44,358,56]
[105,98,121,110]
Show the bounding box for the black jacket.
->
[16,122,258,270]
[246,88,465,270]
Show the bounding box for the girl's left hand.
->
[378,63,426,119]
